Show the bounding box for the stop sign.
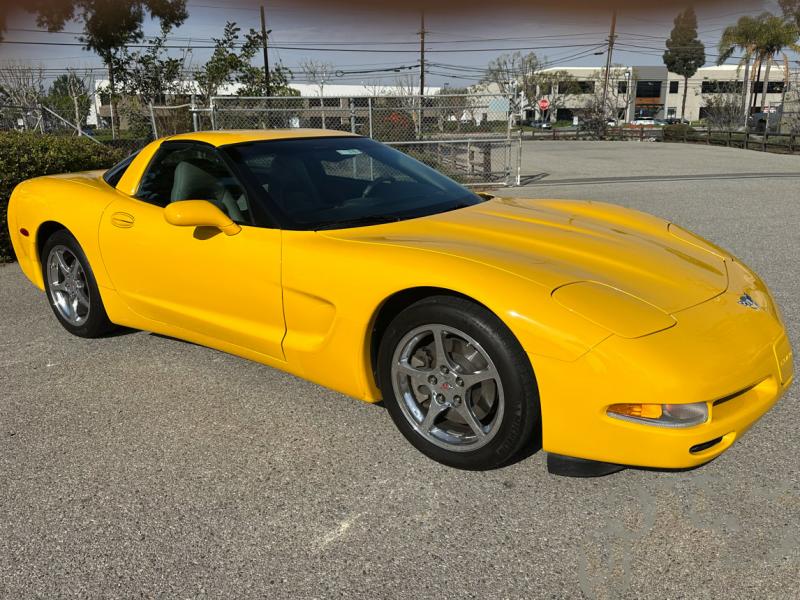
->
[538,98,550,111]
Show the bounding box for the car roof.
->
[166,128,360,147]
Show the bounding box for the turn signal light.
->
[607,402,708,428]
[608,403,663,419]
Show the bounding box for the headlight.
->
[552,281,676,338]
[607,402,708,428]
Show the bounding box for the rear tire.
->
[41,230,116,338]
[377,295,540,470]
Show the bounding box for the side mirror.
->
[164,200,241,236]
[477,191,495,201]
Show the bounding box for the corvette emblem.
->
[738,293,761,310]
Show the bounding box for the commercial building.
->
[523,64,796,124]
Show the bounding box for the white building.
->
[522,64,796,124]
[88,81,442,127]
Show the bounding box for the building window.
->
[636,80,662,98]
[669,81,679,94]
[559,80,594,94]
[752,81,784,94]
[701,80,743,93]
[617,81,628,94]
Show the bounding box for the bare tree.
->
[300,60,335,128]
[530,70,581,122]
[0,61,46,130]
[589,66,632,122]
[433,87,469,132]
[361,80,388,97]
[482,51,542,118]
[781,62,800,132]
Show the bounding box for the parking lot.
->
[1,141,798,598]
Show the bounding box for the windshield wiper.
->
[314,214,403,231]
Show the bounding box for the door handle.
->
[110,212,135,228]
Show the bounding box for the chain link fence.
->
[2,93,520,186]
[202,94,516,185]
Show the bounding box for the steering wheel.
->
[361,176,396,198]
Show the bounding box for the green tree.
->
[750,14,799,113]
[25,1,188,137]
[46,71,91,131]
[115,32,189,106]
[779,0,800,27]
[195,22,295,104]
[663,7,705,120]
[718,15,763,123]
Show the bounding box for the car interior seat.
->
[170,160,245,223]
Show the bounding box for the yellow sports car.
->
[7,130,793,475]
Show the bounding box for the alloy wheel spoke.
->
[431,325,454,370]
[75,286,90,309]
[420,400,449,433]
[54,249,72,276]
[458,367,497,390]
[396,361,430,389]
[456,402,487,439]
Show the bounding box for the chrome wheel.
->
[391,324,505,452]
[46,245,90,326]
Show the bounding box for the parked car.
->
[7,129,793,475]
[631,117,656,126]
[526,119,551,129]
[664,117,690,125]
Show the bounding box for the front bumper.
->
[532,260,794,469]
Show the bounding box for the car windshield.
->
[223,137,483,230]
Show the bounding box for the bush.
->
[1,132,125,263]
[663,123,696,141]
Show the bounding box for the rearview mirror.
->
[163,200,241,236]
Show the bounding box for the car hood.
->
[320,197,729,314]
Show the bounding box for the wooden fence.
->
[522,126,800,154]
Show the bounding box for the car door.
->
[98,141,285,360]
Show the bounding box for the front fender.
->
[281,230,612,401]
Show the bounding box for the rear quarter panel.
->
[8,172,119,290]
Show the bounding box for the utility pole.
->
[601,9,617,118]
[419,10,426,97]
[260,4,271,96]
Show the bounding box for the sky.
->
[0,0,793,88]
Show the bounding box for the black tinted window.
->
[136,144,252,224]
[224,137,482,230]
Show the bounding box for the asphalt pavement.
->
[1,141,798,599]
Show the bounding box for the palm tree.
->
[752,14,799,114]
[717,16,762,125]
[718,13,800,127]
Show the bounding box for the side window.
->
[136,144,252,224]
[103,151,140,187]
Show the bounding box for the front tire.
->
[377,296,540,470]
[41,230,116,338]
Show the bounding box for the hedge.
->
[1,132,125,263]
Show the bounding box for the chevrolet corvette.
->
[7,130,793,474]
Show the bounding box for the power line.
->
[0,39,609,53]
